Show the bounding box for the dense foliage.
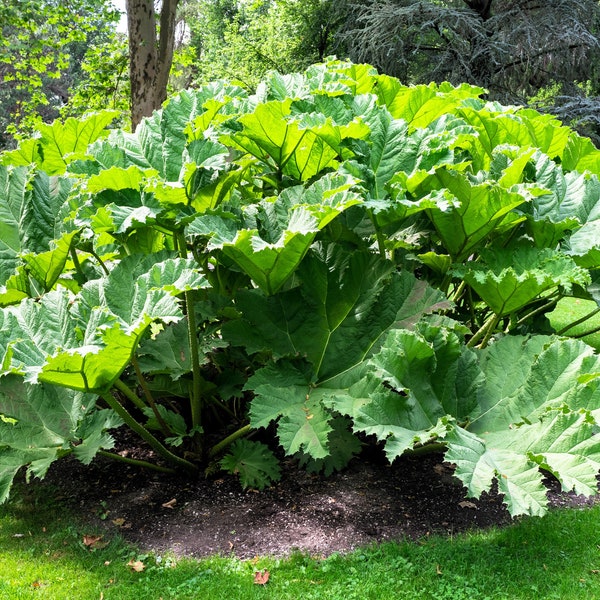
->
[2,61,600,516]
[343,0,600,142]
[187,0,347,88]
[0,0,120,147]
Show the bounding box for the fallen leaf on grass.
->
[127,559,145,572]
[254,570,270,585]
[83,534,108,549]
[436,564,443,575]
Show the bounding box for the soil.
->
[35,439,600,560]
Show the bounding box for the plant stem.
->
[69,246,87,282]
[571,324,600,339]
[113,378,147,411]
[131,356,172,436]
[100,390,198,474]
[450,279,467,303]
[208,424,252,458]
[467,313,500,348]
[177,230,204,444]
[97,450,177,474]
[557,306,600,335]
[514,296,560,329]
[90,248,110,275]
[185,290,203,432]
[369,209,386,258]
[403,441,447,457]
[479,313,500,349]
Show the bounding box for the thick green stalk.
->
[571,324,600,339]
[557,306,600,336]
[403,441,447,457]
[450,280,467,303]
[467,313,500,348]
[208,424,252,458]
[90,248,110,275]
[176,230,203,434]
[113,378,146,411]
[514,295,560,329]
[101,390,198,474]
[69,246,87,282]
[185,288,203,432]
[478,313,500,349]
[369,209,386,258]
[97,450,177,474]
[131,356,172,436]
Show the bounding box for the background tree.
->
[186,0,349,89]
[0,0,119,148]
[61,34,131,127]
[341,0,600,139]
[126,0,180,129]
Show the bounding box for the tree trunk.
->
[126,0,180,130]
[464,0,493,20]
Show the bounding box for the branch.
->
[156,0,180,106]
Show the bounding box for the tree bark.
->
[126,0,180,130]
[464,0,493,20]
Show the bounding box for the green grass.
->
[1,484,599,599]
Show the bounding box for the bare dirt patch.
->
[36,443,600,559]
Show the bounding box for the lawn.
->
[0,482,599,600]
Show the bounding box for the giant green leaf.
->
[0,375,117,502]
[547,297,600,349]
[562,131,600,173]
[229,99,340,181]
[566,219,600,268]
[247,360,332,459]
[0,257,208,392]
[375,78,484,129]
[455,247,590,316]
[218,215,318,295]
[417,168,529,260]
[325,323,480,460]
[521,155,600,247]
[207,174,363,294]
[240,246,449,460]
[225,245,450,381]
[445,426,549,517]
[0,167,72,286]
[2,112,118,175]
[440,335,600,515]
[446,407,600,517]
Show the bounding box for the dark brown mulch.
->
[35,443,600,559]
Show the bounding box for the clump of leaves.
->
[1,59,600,516]
[220,440,281,490]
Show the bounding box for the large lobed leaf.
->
[451,335,600,515]
[454,247,590,316]
[203,174,363,294]
[0,257,208,393]
[237,247,450,462]
[323,327,600,516]
[0,376,118,503]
